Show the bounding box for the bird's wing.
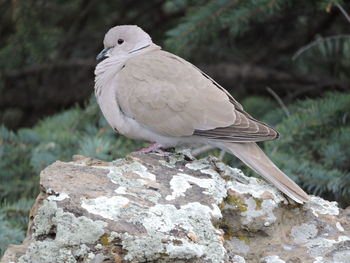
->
[116,50,278,141]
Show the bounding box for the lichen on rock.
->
[18,200,107,263]
[1,151,350,263]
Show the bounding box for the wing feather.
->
[116,49,278,142]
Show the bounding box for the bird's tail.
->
[217,142,309,203]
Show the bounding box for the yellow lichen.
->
[223,230,250,244]
[226,195,248,212]
[223,232,234,240]
[254,198,262,210]
[100,234,111,246]
[214,221,235,241]
[237,233,250,244]
[219,200,225,210]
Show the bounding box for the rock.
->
[1,151,349,263]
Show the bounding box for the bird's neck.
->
[94,57,124,99]
[127,43,161,59]
[94,56,125,133]
[94,44,161,93]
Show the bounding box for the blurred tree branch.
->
[201,62,350,99]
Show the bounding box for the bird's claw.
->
[133,143,170,155]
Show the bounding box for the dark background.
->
[1,0,349,128]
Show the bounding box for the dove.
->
[94,25,309,203]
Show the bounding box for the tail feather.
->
[216,142,309,203]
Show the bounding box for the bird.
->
[94,25,309,204]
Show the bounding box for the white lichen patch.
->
[115,186,127,194]
[336,222,344,232]
[81,196,130,220]
[19,200,106,263]
[215,162,249,184]
[282,244,297,250]
[332,250,350,263]
[240,197,277,225]
[166,151,188,166]
[18,241,77,263]
[185,160,210,170]
[135,170,156,181]
[201,168,219,177]
[181,202,222,220]
[313,257,325,263]
[140,203,222,233]
[232,255,246,263]
[260,255,286,263]
[286,210,349,260]
[177,148,195,160]
[165,174,192,201]
[291,223,318,244]
[101,161,162,204]
[166,241,204,259]
[305,235,350,258]
[226,176,284,203]
[159,159,176,168]
[94,244,103,250]
[228,238,250,255]
[165,172,226,202]
[306,196,339,217]
[33,200,58,237]
[47,192,69,201]
[107,161,156,185]
[53,209,107,245]
[119,202,225,263]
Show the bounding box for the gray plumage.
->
[94,25,309,203]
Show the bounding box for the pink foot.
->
[134,143,168,154]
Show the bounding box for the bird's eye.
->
[117,39,124,45]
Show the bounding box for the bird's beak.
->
[96,47,110,61]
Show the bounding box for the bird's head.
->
[96,25,152,61]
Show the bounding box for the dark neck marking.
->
[129,44,150,54]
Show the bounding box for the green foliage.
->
[293,35,350,79]
[0,199,33,256]
[263,92,350,206]
[0,214,25,257]
[163,0,346,63]
[165,0,289,59]
[0,0,67,71]
[241,96,277,120]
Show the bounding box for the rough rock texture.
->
[1,151,350,263]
